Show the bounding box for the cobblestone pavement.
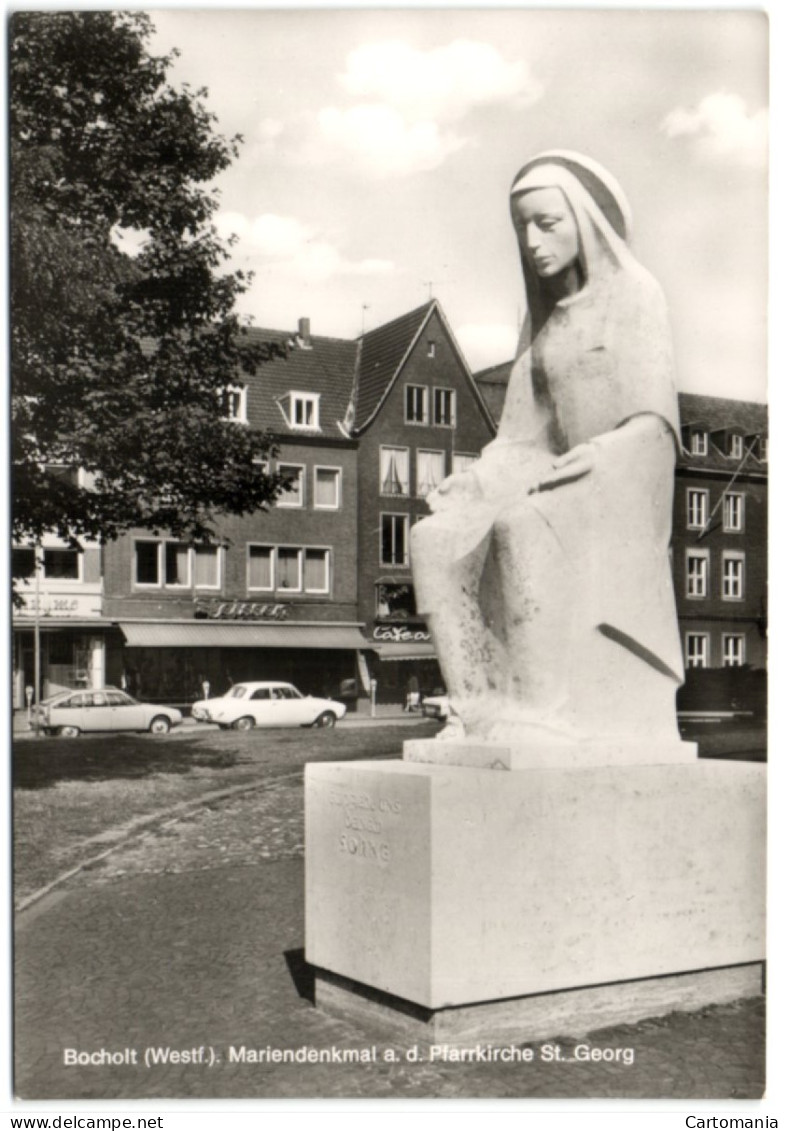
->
[15,771,766,1101]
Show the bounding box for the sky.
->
[136,6,769,402]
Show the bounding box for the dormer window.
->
[729,434,744,460]
[288,392,320,430]
[689,429,707,456]
[224,385,248,424]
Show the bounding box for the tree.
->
[10,11,287,561]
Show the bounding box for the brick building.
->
[101,319,366,706]
[349,301,497,704]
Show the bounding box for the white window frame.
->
[275,546,303,592]
[722,634,746,668]
[193,545,222,590]
[722,552,745,601]
[686,488,709,530]
[404,384,429,426]
[729,434,744,459]
[288,391,320,431]
[247,544,274,592]
[427,341,436,359]
[723,492,745,533]
[313,466,341,510]
[380,512,410,568]
[134,540,162,588]
[164,542,192,589]
[433,386,457,428]
[416,449,446,498]
[224,384,248,424]
[277,463,306,508]
[685,633,710,669]
[686,549,709,599]
[690,429,708,456]
[380,446,410,497]
[304,547,331,595]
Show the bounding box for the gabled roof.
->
[353,302,434,430]
[240,326,358,440]
[351,299,496,434]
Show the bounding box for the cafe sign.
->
[194,599,289,621]
[372,624,431,643]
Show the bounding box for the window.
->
[12,548,35,578]
[43,548,80,580]
[417,449,445,497]
[248,545,274,590]
[722,553,744,600]
[165,544,190,587]
[686,489,709,530]
[289,392,320,430]
[376,582,417,619]
[135,541,160,586]
[47,464,80,489]
[277,547,301,590]
[453,452,478,474]
[759,437,768,462]
[686,551,709,598]
[433,387,456,428]
[722,634,746,667]
[381,514,409,566]
[405,385,428,424]
[686,634,709,668]
[427,341,436,359]
[729,434,744,459]
[723,493,744,533]
[314,467,341,509]
[224,385,248,423]
[134,541,220,588]
[380,447,409,496]
[277,464,304,507]
[690,430,708,456]
[193,546,220,588]
[304,549,330,593]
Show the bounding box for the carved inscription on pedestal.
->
[328,787,403,867]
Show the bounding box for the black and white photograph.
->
[7,2,773,1118]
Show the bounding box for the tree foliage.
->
[11,11,286,554]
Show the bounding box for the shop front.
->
[367,622,442,710]
[109,614,369,712]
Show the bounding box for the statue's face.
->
[512,187,580,279]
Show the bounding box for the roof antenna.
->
[360,303,370,336]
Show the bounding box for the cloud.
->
[318,104,467,177]
[215,211,395,283]
[339,39,541,123]
[312,38,542,178]
[661,93,767,166]
[455,322,519,372]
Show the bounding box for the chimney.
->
[297,317,311,348]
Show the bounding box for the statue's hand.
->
[529,442,596,494]
[426,471,483,512]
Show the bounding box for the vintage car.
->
[35,689,183,737]
[191,681,346,730]
[421,693,450,721]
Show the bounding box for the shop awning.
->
[374,642,436,662]
[118,622,368,650]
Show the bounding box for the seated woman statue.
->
[411,151,685,751]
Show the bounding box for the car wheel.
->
[233,716,255,731]
[314,711,337,729]
[149,716,171,735]
[58,725,81,738]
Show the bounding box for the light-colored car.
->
[421,693,450,721]
[191,681,347,731]
[35,689,183,737]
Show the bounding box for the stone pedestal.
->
[304,756,765,1039]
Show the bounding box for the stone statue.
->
[411,151,685,751]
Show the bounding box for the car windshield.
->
[225,686,248,699]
